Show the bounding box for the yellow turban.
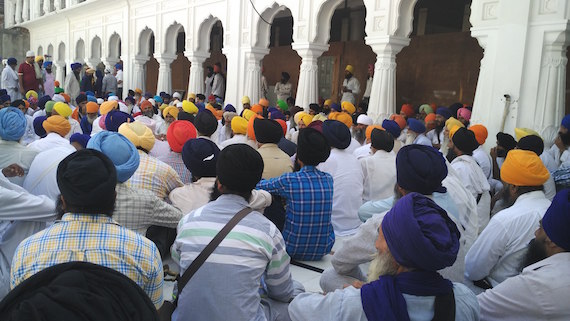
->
[231,116,248,135]
[500,149,550,186]
[336,112,354,128]
[25,90,38,100]
[242,109,256,121]
[345,65,354,74]
[53,102,72,118]
[118,121,156,152]
[188,93,196,100]
[299,114,314,127]
[449,125,461,139]
[241,96,251,105]
[100,101,118,115]
[445,117,464,131]
[341,101,356,115]
[43,115,71,137]
[162,106,179,119]
[514,127,541,141]
[294,112,308,125]
[324,99,332,107]
[34,56,43,63]
[182,100,198,114]
[312,114,328,122]
[159,104,169,112]
[135,88,143,94]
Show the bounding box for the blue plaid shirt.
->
[257,165,335,260]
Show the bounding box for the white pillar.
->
[155,54,176,95]
[86,59,101,70]
[132,56,149,92]
[54,0,61,10]
[15,0,23,23]
[43,0,51,14]
[292,43,329,110]
[54,61,65,86]
[365,36,410,122]
[22,0,29,21]
[243,47,269,106]
[5,0,16,27]
[185,51,209,96]
[102,58,119,72]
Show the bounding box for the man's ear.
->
[216,180,224,194]
[60,195,67,210]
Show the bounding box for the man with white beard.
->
[81,101,99,135]
[406,118,432,146]
[289,192,479,321]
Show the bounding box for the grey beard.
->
[367,250,399,283]
[353,128,366,145]
[87,116,97,124]
[142,110,154,118]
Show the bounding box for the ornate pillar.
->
[132,56,149,92]
[155,54,176,95]
[54,61,66,86]
[292,43,329,110]
[243,47,269,106]
[15,0,23,23]
[185,51,209,96]
[365,36,410,122]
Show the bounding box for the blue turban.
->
[542,189,570,251]
[196,102,205,112]
[269,108,286,121]
[330,103,341,112]
[562,114,570,130]
[42,61,52,68]
[105,110,134,132]
[70,63,82,70]
[85,91,95,97]
[33,116,47,137]
[382,192,460,271]
[0,107,26,141]
[69,133,91,148]
[153,95,163,104]
[87,95,97,103]
[396,144,447,194]
[224,104,236,113]
[436,107,452,119]
[87,131,140,183]
[0,95,11,104]
[38,95,51,109]
[182,138,219,178]
[7,58,17,66]
[114,63,122,70]
[407,118,426,134]
[322,120,351,150]
[382,119,401,139]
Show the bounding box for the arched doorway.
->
[75,38,85,64]
[203,21,228,98]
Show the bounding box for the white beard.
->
[405,132,417,145]
[367,251,399,283]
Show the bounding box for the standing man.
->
[115,63,123,100]
[340,65,360,104]
[1,58,20,100]
[211,62,225,100]
[18,51,40,96]
[43,62,55,98]
[204,66,214,98]
[260,66,268,99]
[64,63,82,104]
[362,64,373,105]
[274,72,292,102]
[102,67,118,98]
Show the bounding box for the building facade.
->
[4,0,570,147]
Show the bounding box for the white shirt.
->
[546,144,570,169]
[204,74,214,97]
[360,150,396,203]
[477,252,570,321]
[0,139,38,187]
[23,147,74,201]
[211,73,225,98]
[274,82,292,102]
[341,77,360,104]
[27,133,74,153]
[148,139,171,159]
[426,128,445,146]
[465,191,551,287]
[345,138,361,155]
[363,77,372,98]
[353,143,371,160]
[318,148,364,236]
[115,69,123,87]
[413,134,433,146]
[1,66,20,100]
[540,151,557,173]
[219,134,257,150]
[65,118,83,139]
[472,146,492,179]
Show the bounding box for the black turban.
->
[517,135,544,156]
[56,149,117,213]
[297,127,330,166]
[178,111,195,123]
[217,144,264,193]
[452,127,479,155]
[194,110,218,137]
[496,132,517,151]
[371,128,394,152]
[282,72,290,81]
[322,120,351,150]
[182,138,220,178]
[253,118,283,144]
[75,93,87,105]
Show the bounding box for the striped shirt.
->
[126,150,184,200]
[256,165,335,261]
[10,213,164,308]
[171,194,294,321]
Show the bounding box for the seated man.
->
[257,128,335,261]
[478,188,570,320]
[10,149,164,308]
[360,128,396,202]
[465,149,551,292]
[289,193,479,321]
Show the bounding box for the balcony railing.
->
[4,0,87,28]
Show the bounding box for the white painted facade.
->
[4,0,570,141]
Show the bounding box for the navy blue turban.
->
[542,189,570,251]
[70,133,91,149]
[194,110,218,137]
[322,120,351,150]
[382,192,460,271]
[182,137,219,178]
[0,94,11,104]
[382,119,401,139]
[33,116,47,137]
[104,110,134,132]
[396,144,447,194]
[38,95,51,109]
[436,107,452,119]
[407,118,425,134]
[330,103,341,112]
[224,104,236,113]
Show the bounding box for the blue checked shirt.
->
[10,213,164,308]
[257,165,335,260]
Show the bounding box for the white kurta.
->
[318,148,364,236]
[472,146,492,179]
[64,118,83,139]
[360,150,396,203]
[352,143,371,160]
[341,77,360,104]
[64,74,80,103]
[465,191,551,289]
[1,66,20,101]
[218,134,257,150]
[345,138,361,155]
[23,146,74,201]
[0,139,38,187]
[27,133,74,153]
[413,134,433,147]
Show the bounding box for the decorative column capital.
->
[154,53,177,66]
[365,36,410,57]
[184,51,209,63]
[133,55,150,65]
[243,47,270,60]
[291,43,329,58]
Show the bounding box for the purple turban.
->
[436,107,452,119]
[69,133,91,149]
[396,144,447,194]
[70,63,82,71]
[269,108,286,121]
[542,189,570,251]
[562,114,570,130]
[33,116,47,137]
[104,110,134,132]
[407,118,426,134]
[330,103,341,112]
[382,192,460,271]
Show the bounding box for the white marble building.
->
[4,0,570,146]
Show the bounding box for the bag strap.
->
[176,207,252,295]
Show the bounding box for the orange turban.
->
[100,101,118,115]
[86,102,99,114]
[341,101,356,115]
[275,119,287,137]
[259,98,269,108]
[43,115,71,137]
[60,93,71,103]
[205,104,223,120]
[390,114,407,130]
[328,111,340,121]
[500,149,550,186]
[469,124,488,145]
[336,112,353,128]
[167,120,197,153]
[366,125,384,141]
[400,104,414,117]
[247,114,263,140]
[251,104,263,115]
[231,116,248,135]
[54,80,60,87]
[424,113,436,124]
